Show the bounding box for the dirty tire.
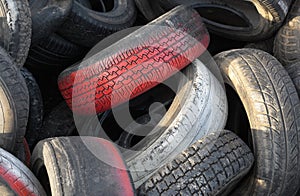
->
[274,0,300,66]
[156,0,292,41]
[26,34,87,70]
[29,0,73,45]
[119,59,227,188]
[0,147,45,195]
[215,48,300,195]
[0,48,29,153]
[139,130,254,195]
[285,62,300,96]
[21,68,43,151]
[58,6,210,115]
[39,101,76,142]
[57,0,136,47]
[31,137,135,196]
[0,0,31,67]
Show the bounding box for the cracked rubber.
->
[139,130,254,195]
[285,62,300,96]
[0,147,45,195]
[0,48,29,153]
[29,0,73,45]
[21,68,43,151]
[123,59,227,188]
[215,48,300,195]
[57,0,136,47]
[274,0,300,66]
[155,0,292,41]
[31,137,134,196]
[0,0,32,67]
[58,5,210,115]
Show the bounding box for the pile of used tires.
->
[0,0,299,195]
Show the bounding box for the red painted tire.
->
[58,5,209,115]
[0,147,46,195]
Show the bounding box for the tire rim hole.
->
[224,84,253,151]
[36,166,51,196]
[84,0,114,12]
[100,83,176,145]
[196,5,250,28]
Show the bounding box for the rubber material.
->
[215,48,300,195]
[274,0,300,66]
[15,138,31,167]
[244,37,275,54]
[29,0,73,45]
[286,62,300,96]
[122,59,227,188]
[21,68,43,151]
[139,130,254,195]
[156,0,293,41]
[0,48,29,153]
[0,0,31,67]
[26,34,87,70]
[31,137,135,196]
[57,0,137,47]
[39,101,76,142]
[58,6,210,115]
[0,148,46,195]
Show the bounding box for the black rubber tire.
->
[39,101,76,142]
[0,0,31,67]
[139,130,254,195]
[274,0,300,66]
[244,37,275,54]
[0,48,29,153]
[26,34,87,70]
[15,138,31,167]
[29,0,73,45]
[0,148,45,195]
[31,136,135,195]
[155,0,293,41]
[57,0,137,47]
[134,0,164,21]
[215,48,300,195]
[285,62,300,96]
[21,68,44,151]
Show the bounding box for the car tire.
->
[0,147,45,195]
[0,0,31,67]
[155,0,292,41]
[29,0,73,45]
[21,68,43,151]
[31,136,135,196]
[0,48,29,153]
[58,5,210,115]
[26,34,87,71]
[57,0,137,47]
[285,62,300,96]
[139,130,254,195]
[215,48,300,195]
[117,59,227,188]
[274,0,300,66]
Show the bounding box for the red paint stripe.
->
[0,164,36,196]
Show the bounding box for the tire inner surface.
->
[34,160,51,196]
[225,84,253,151]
